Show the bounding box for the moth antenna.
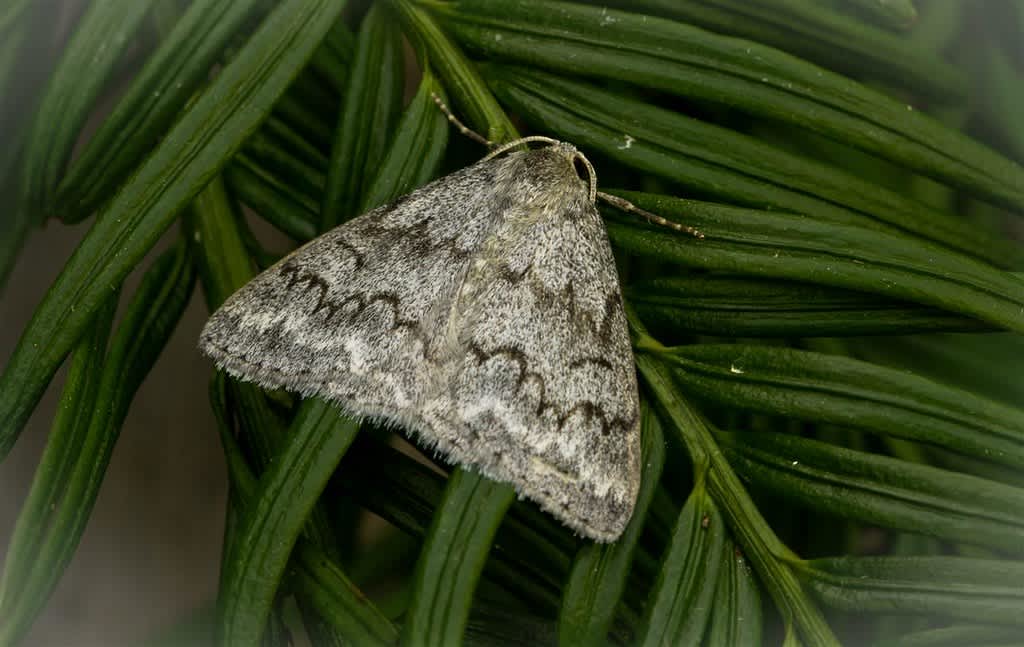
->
[430,92,561,160]
[431,92,661,229]
[597,191,704,239]
[572,152,598,203]
[483,135,561,161]
[431,92,493,148]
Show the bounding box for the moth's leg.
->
[596,191,704,239]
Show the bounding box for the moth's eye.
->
[572,156,591,183]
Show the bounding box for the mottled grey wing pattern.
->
[200,160,505,430]
[423,148,641,541]
[200,145,641,541]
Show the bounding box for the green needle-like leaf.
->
[435,0,1024,211]
[218,400,360,646]
[486,66,1012,262]
[391,0,517,142]
[666,344,1024,469]
[306,22,354,95]
[0,0,349,455]
[212,381,395,647]
[721,431,1024,552]
[840,0,918,29]
[634,343,838,647]
[339,439,573,616]
[605,0,932,90]
[321,2,404,229]
[21,0,153,217]
[628,276,987,338]
[875,624,1023,647]
[243,127,326,211]
[796,556,1024,625]
[0,240,195,645]
[361,68,450,212]
[978,38,1024,164]
[189,178,259,312]
[55,0,272,221]
[402,469,516,647]
[0,0,51,200]
[272,91,336,153]
[290,544,400,646]
[0,295,117,638]
[637,476,727,647]
[559,403,666,647]
[704,538,763,647]
[225,158,319,242]
[605,193,1024,332]
[259,115,331,174]
[851,332,1024,412]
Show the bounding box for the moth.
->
[200,102,698,541]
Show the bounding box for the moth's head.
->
[549,141,598,204]
[487,137,598,204]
